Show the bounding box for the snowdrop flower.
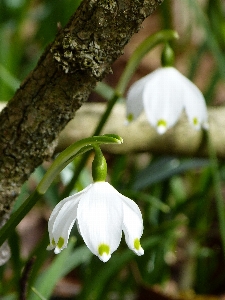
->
[47,181,144,262]
[126,67,208,134]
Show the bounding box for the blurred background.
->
[0,0,225,299]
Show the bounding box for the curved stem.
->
[38,135,122,194]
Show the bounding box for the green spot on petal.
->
[134,238,141,250]
[157,119,167,127]
[193,117,198,126]
[57,237,65,249]
[127,113,134,122]
[52,238,56,246]
[98,244,110,256]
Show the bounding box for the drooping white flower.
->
[126,67,208,134]
[47,182,144,262]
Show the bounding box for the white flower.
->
[126,67,208,134]
[47,182,144,262]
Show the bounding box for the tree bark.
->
[0,0,163,218]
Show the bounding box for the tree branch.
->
[0,0,163,216]
[57,103,224,158]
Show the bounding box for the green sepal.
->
[161,43,175,67]
[92,146,107,182]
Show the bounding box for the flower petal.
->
[51,199,78,253]
[143,67,184,133]
[77,182,123,262]
[120,195,144,256]
[47,184,92,253]
[47,195,73,251]
[126,75,150,122]
[181,77,208,130]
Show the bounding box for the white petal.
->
[47,184,92,252]
[77,182,123,262]
[100,252,111,263]
[143,67,184,133]
[157,123,167,135]
[52,199,79,253]
[48,195,73,250]
[181,77,208,130]
[126,75,151,122]
[121,195,144,256]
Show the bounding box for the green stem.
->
[159,0,173,30]
[94,93,120,134]
[206,129,225,256]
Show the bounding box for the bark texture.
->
[0,0,163,217]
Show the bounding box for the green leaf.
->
[123,190,170,213]
[30,239,92,300]
[30,288,47,300]
[188,0,225,79]
[133,157,209,190]
[80,236,161,300]
[0,294,17,300]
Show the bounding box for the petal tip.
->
[99,253,111,263]
[133,238,144,256]
[98,244,111,262]
[54,247,62,254]
[156,120,167,135]
[124,119,130,126]
[46,244,54,251]
[135,247,144,256]
[157,125,167,135]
